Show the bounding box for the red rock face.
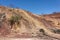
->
[43,13,60,29]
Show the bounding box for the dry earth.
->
[0,6,60,40]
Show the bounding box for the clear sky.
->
[0,0,60,14]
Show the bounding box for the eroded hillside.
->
[0,6,60,40]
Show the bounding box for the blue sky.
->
[0,0,60,14]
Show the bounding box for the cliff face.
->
[0,6,60,39]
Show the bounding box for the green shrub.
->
[9,14,21,28]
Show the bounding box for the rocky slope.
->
[0,6,60,40]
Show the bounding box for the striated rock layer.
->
[0,6,60,39]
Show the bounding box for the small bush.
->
[9,14,21,28]
[39,29,45,35]
[53,29,60,34]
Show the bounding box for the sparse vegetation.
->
[39,29,45,35]
[9,14,21,29]
[53,29,60,34]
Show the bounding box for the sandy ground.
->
[0,38,40,40]
[0,37,59,40]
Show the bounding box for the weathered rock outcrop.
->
[0,6,60,39]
